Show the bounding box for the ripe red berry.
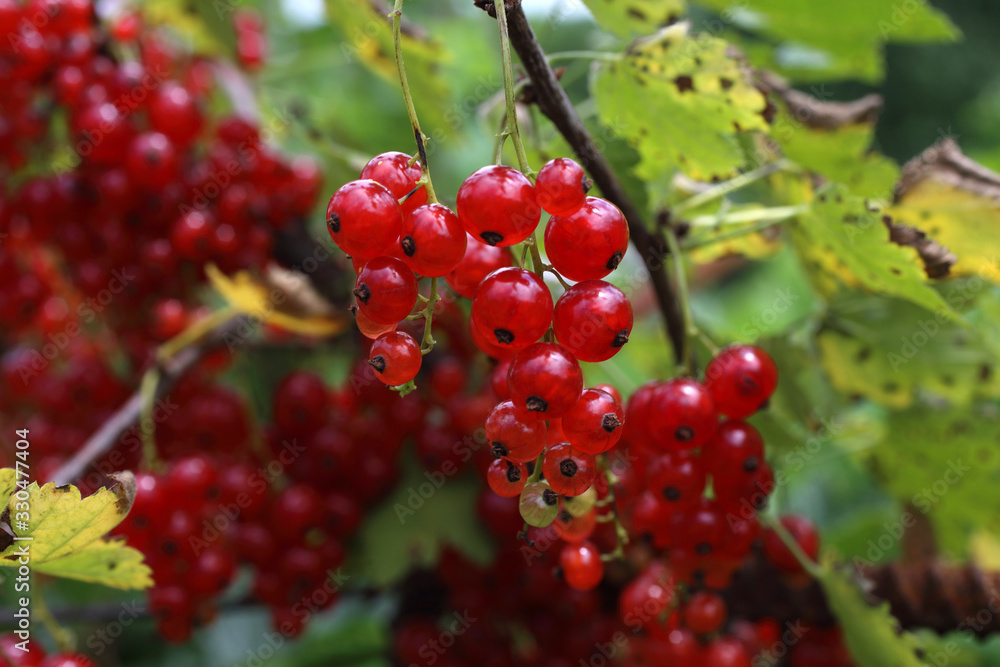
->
[536,157,591,216]
[544,197,629,281]
[444,234,512,299]
[354,307,396,340]
[368,331,422,386]
[273,371,328,437]
[457,165,541,247]
[542,442,596,496]
[471,267,552,349]
[560,388,625,454]
[507,342,583,419]
[762,515,819,574]
[399,204,467,277]
[703,420,765,487]
[560,540,604,590]
[353,256,418,325]
[703,637,752,667]
[486,457,528,497]
[648,378,718,450]
[149,81,203,147]
[683,591,727,635]
[646,450,706,506]
[553,280,633,362]
[484,400,546,462]
[704,345,778,419]
[360,151,427,217]
[327,180,402,260]
[125,132,178,189]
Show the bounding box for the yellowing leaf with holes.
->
[695,0,958,82]
[325,0,450,123]
[0,472,152,590]
[816,289,1000,408]
[593,22,769,181]
[206,264,349,338]
[868,404,1000,555]
[788,185,958,320]
[0,468,15,507]
[888,140,1000,283]
[582,0,686,38]
[815,555,927,667]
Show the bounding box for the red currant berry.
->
[125,132,178,189]
[360,151,427,217]
[507,342,583,419]
[536,157,591,216]
[354,307,396,340]
[683,591,727,635]
[457,165,541,247]
[327,180,402,260]
[471,267,552,349]
[647,450,706,506]
[703,637,751,667]
[38,655,96,667]
[703,420,765,487]
[561,388,625,454]
[354,256,418,325]
[368,331,421,386]
[444,234,512,299]
[552,280,633,362]
[648,378,718,450]
[542,442,596,496]
[273,371,328,437]
[486,457,528,497]
[705,345,778,419]
[762,515,819,574]
[484,400,546,462]
[149,81,203,147]
[559,540,604,590]
[469,314,518,360]
[399,204,467,277]
[544,197,629,281]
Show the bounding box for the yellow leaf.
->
[889,139,1000,283]
[0,472,152,590]
[205,264,348,338]
[970,532,1000,570]
[0,468,15,507]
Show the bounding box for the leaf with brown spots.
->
[0,471,152,590]
[581,0,686,38]
[593,22,769,181]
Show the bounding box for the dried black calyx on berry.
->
[559,459,578,477]
[490,442,508,458]
[743,455,759,473]
[675,426,694,442]
[368,355,387,373]
[353,283,371,304]
[480,231,504,246]
[663,486,681,501]
[401,235,416,257]
[695,542,712,555]
[581,174,594,193]
[542,489,559,505]
[526,396,548,412]
[606,251,624,270]
[602,413,622,432]
[494,328,514,344]
[612,330,629,348]
[327,212,340,233]
[505,461,522,483]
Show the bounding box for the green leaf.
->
[694,0,959,82]
[0,468,15,508]
[593,22,769,181]
[350,452,493,586]
[135,0,237,57]
[888,141,1000,284]
[868,403,1000,554]
[914,630,1000,667]
[581,0,686,38]
[325,0,451,124]
[816,287,1000,408]
[814,555,928,667]
[774,106,899,199]
[788,185,959,320]
[0,472,153,590]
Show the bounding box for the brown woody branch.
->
[485,0,687,361]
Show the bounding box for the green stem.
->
[672,159,793,218]
[597,455,629,562]
[526,451,545,483]
[545,50,623,64]
[493,0,533,177]
[420,277,440,354]
[680,216,792,251]
[687,204,809,228]
[139,368,164,474]
[759,514,823,578]
[33,587,74,652]
[392,0,438,203]
[663,227,695,374]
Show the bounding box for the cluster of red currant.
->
[0,632,93,667]
[0,0,319,365]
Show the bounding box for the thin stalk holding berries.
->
[493,0,534,177]
[663,227,696,374]
[391,0,438,204]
